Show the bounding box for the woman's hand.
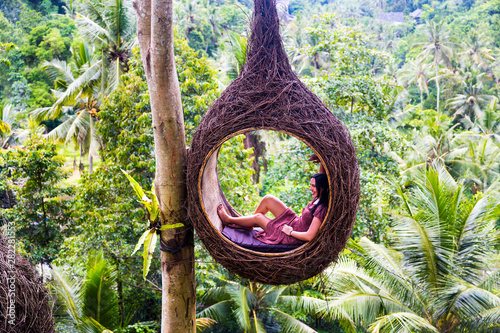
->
[308,153,320,163]
[282,224,293,236]
[308,153,325,173]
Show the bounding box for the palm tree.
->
[294,165,500,332]
[32,42,105,173]
[447,135,500,192]
[221,31,248,81]
[399,60,431,110]
[460,31,495,70]
[198,280,317,332]
[76,0,136,82]
[176,0,204,39]
[470,96,500,141]
[414,20,455,112]
[51,250,120,332]
[446,69,493,121]
[399,112,460,174]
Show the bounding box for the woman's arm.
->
[308,154,325,173]
[282,217,322,242]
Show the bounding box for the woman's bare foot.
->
[217,204,231,225]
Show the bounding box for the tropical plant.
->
[446,69,493,122]
[198,281,317,333]
[33,42,107,172]
[76,0,136,79]
[220,31,248,81]
[51,250,122,333]
[459,31,496,70]
[399,60,431,110]
[447,135,500,192]
[414,20,455,112]
[466,96,500,141]
[292,165,500,332]
[398,111,458,174]
[0,136,71,265]
[122,170,183,280]
[0,102,13,146]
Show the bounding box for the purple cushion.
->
[222,227,301,253]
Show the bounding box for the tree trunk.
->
[420,89,424,110]
[89,153,93,174]
[435,58,440,112]
[134,0,196,332]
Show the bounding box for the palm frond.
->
[82,250,119,330]
[279,295,326,316]
[454,193,499,282]
[369,312,439,333]
[76,13,114,46]
[267,308,318,333]
[196,300,232,324]
[263,286,286,307]
[196,317,217,332]
[34,60,102,121]
[226,283,253,330]
[478,268,500,292]
[42,59,75,83]
[464,306,500,331]
[50,266,83,324]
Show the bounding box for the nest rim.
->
[197,126,332,257]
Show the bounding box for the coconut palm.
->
[446,69,493,122]
[399,112,460,174]
[460,31,496,71]
[51,250,121,333]
[293,165,500,332]
[198,280,317,332]
[76,0,135,83]
[414,20,455,112]
[447,135,500,192]
[220,31,248,81]
[399,60,431,110]
[32,42,105,173]
[460,96,500,141]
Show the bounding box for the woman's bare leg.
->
[254,195,287,218]
[217,205,271,230]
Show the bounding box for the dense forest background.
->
[1,0,500,331]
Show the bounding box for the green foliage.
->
[123,169,183,280]
[319,111,405,243]
[0,42,17,67]
[302,14,401,119]
[218,134,261,215]
[301,166,500,332]
[60,33,218,323]
[21,17,75,65]
[199,281,317,333]
[51,250,120,333]
[174,33,219,143]
[0,135,71,264]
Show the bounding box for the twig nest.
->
[186,0,359,285]
[0,235,54,332]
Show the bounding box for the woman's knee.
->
[262,194,278,204]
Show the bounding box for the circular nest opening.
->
[203,129,329,256]
[186,0,360,285]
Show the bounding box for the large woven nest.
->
[186,0,360,285]
[0,234,54,332]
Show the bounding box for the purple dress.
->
[254,200,327,245]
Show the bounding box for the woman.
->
[217,172,329,246]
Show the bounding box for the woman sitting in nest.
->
[217,156,328,245]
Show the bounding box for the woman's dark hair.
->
[311,173,329,214]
